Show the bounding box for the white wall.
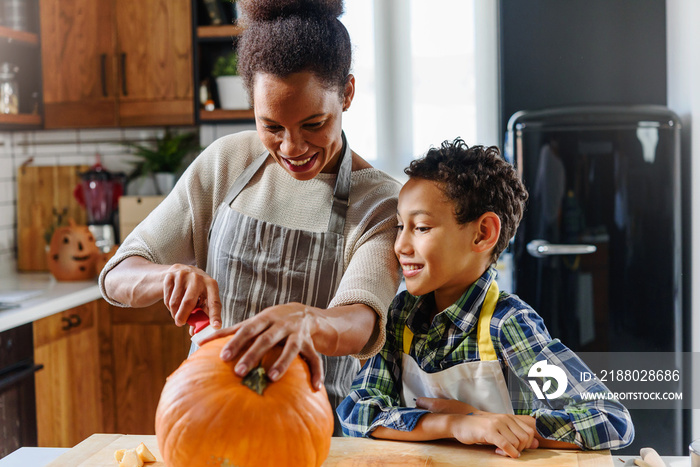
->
[667,0,700,442]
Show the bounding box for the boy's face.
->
[395,178,486,311]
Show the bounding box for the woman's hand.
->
[202,302,325,390]
[447,412,538,458]
[162,264,222,330]
[103,256,222,329]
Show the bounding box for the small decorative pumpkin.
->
[47,219,101,281]
[155,338,333,467]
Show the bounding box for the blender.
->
[74,163,124,252]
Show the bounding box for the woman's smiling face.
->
[253,71,354,181]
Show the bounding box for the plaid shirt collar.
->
[405,267,498,336]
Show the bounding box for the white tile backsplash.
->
[33,130,79,143]
[122,128,166,141]
[0,227,14,253]
[0,205,15,229]
[33,143,80,155]
[0,133,10,155]
[201,123,255,146]
[0,252,14,276]
[0,181,13,203]
[20,154,59,166]
[0,157,12,180]
[77,128,123,143]
[56,154,99,166]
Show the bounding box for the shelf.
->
[199,108,254,122]
[197,25,244,39]
[0,25,39,46]
[0,112,42,128]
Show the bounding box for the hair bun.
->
[239,0,344,22]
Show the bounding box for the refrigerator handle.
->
[526,240,597,258]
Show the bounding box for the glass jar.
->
[0,62,19,114]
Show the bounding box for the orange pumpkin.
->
[155,337,334,467]
[47,220,100,281]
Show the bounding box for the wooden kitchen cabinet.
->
[106,301,191,435]
[33,302,103,447]
[39,0,195,129]
[33,299,190,447]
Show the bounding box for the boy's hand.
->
[448,412,538,458]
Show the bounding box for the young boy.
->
[337,139,633,458]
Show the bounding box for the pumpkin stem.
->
[242,364,268,395]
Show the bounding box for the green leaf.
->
[122,128,201,181]
[212,52,240,77]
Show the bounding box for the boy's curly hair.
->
[237,0,351,101]
[404,138,529,264]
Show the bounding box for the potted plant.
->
[212,52,250,110]
[124,129,201,195]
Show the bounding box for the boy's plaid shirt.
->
[337,268,634,450]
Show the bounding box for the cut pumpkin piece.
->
[136,443,156,462]
[118,449,143,467]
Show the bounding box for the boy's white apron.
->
[203,134,358,435]
[400,280,514,414]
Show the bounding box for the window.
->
[341,1,498,179]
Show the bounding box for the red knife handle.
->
[186,308,210,334]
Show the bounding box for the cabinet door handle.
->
[61,317,72,331]
[120,53,128,96]
[100,54,108,97]
[69,313,82,328]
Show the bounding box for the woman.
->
[99,0,401,434]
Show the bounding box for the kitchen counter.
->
[0,443,691,467]
[0,444,691,467]
[0,272,101,333]
[9,434,618,466]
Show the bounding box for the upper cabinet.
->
[40,0,195,129]
[0,0,43,129]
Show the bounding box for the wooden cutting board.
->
[16,165,89,271]
[46,434,613,466]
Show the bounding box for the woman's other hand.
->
[202,302,326,390]
[163,264,222,330]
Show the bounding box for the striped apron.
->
[204,133,359,435]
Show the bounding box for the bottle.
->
[0,62,19,114]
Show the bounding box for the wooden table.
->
[46,434,613,466]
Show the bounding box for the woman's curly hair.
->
[405,138,529,264]
[237,0,351,100]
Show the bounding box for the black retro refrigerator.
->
[503,106,686,455]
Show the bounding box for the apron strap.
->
[224,149,270,206]
[402,279,500,360]
[328,131,353,236]
[476,280,500,361]
[403,325,414,355]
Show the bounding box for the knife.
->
[186,308,217,345]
